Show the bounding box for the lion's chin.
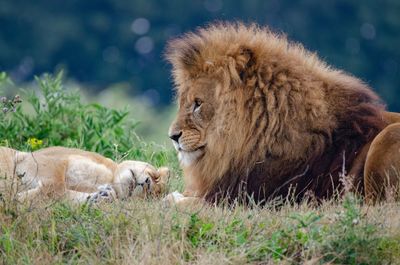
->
[178,149,204,167]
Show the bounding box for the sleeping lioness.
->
[0,146,169,203]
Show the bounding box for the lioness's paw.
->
[87,184,117,203]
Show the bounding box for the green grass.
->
[1,72,400,264]
[1,197,399,264]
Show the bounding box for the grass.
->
[1,197,399,264]
[1,72,400,264]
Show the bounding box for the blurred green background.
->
[1,0,399,143]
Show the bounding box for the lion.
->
[0,146,169,203]
[164,22,400,206]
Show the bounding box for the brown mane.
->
[167,22,386,204]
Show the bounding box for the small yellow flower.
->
[0,139,9,147]
[27,137,43,150]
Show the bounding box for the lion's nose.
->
[169,131,182,143]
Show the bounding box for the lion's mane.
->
[166,23,386,203]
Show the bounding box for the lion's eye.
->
[193,98,202,112]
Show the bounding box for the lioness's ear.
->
[157,167,170,184]
[147,167,169,183]
[15,151,29,163]
[147,170,159,182]
[229,46,256,84]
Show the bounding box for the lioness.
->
[0,146,169,203]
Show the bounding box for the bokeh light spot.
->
[135,36,154,54]
[360,23,376,40]
[131,18,151,35]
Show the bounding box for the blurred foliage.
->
[1,72,138,157]
[1,75,176,144]
[87,85,176,144]
[0,0,399,110]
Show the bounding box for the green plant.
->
[0,72,139,157]
[320,195,386,264]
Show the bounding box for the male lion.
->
[165,22,400,205]
[0,146,169,203]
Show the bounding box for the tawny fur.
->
[0,146,169,203]
[166,22,400,204]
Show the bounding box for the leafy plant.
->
[0,72,139,157]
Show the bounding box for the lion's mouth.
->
[177,145,206,153]
[172,140,206,153]
[177,146,205,166]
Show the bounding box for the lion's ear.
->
[166,39,201,75]
[229,46,256,84]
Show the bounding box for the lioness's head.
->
[114,161,170,199]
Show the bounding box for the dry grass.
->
[1,193,400,265]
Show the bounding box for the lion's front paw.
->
[162,191,185,206]
[87,184,117,203]
[162,191,204,210]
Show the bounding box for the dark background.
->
[1,0,399,110]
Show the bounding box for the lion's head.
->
[167,23,385,203]
[168,77,217,167]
